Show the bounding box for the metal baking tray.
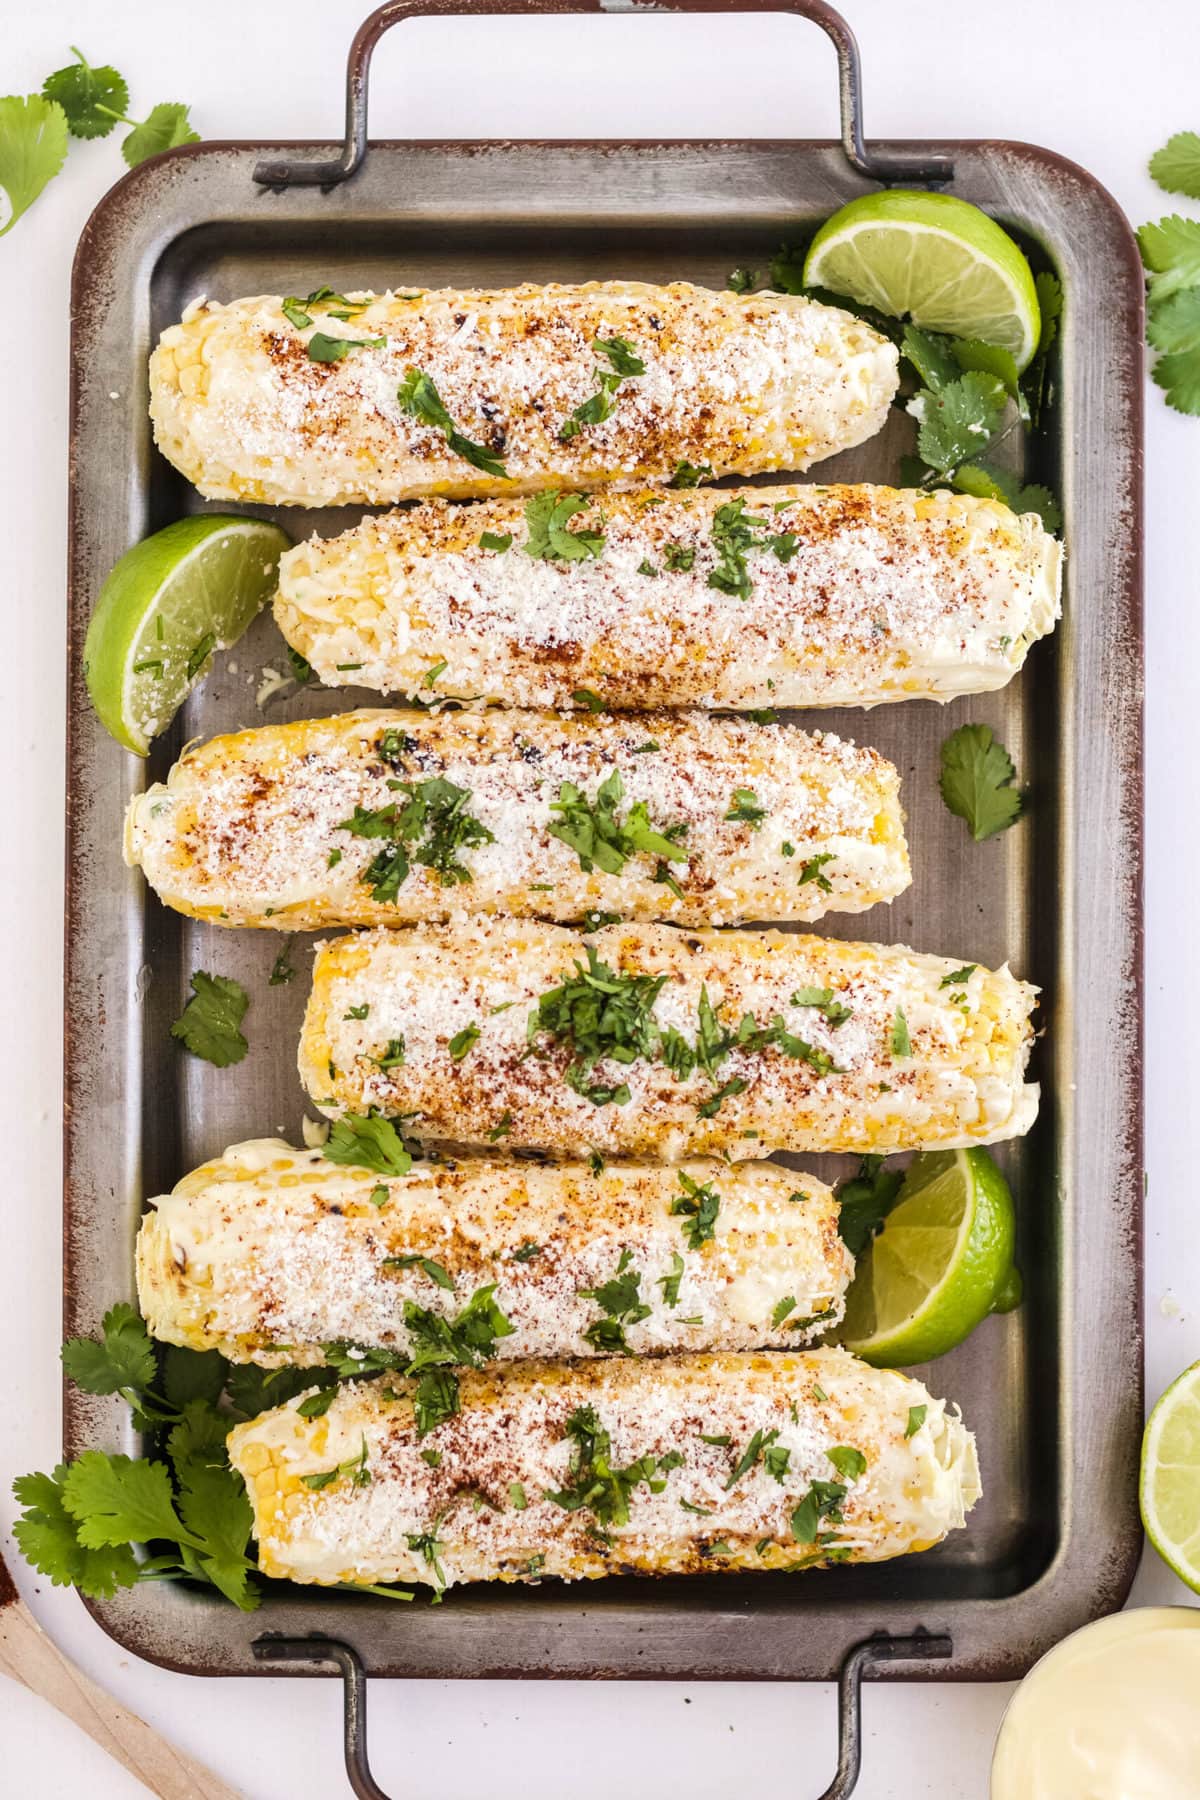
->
[64,0,1144,1715]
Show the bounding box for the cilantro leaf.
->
[323,1114,413,1178]
[523,492,604,562]
[836,1156,904,1258]
[42,48,128,139]
[914,371,1008,475]
[939,722,1022,841]
[170,970,249,1067]
[122,102,199,169]
[1138,214,1200,302]
[165,1399,229,1479]
[62,1303,156,1397]
[0,95,69,238]
[12,1466,140,1598]
[62,1451,188,1551]
[161,1345,227,1410]
[175,1460,257,1610]
[307,331,386,363]
[950,463,1062,532]
[900,325,959,393]
[398,366,507,479]
[1150,132,1200,200]
[1152,348,1200,415]
[1147,286,1200,355]
[547,769,686,875]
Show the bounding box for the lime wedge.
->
[84,515,291,755]
[1141,1360,1200,1593]
[839,1147,1016,1366]
[804,190,1042,370]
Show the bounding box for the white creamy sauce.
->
[991,1608,1200,1799]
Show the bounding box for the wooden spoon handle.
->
[0,1599,243,1800]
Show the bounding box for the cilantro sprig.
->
[1140,133,1200,414]
[13,1307,282,1610]
[40,47,197,170]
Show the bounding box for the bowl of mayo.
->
[991,1607,1200,1798]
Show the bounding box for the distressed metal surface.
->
[65,134,1143,1682]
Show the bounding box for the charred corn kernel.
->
[274,482,1060,710]
[226,1348,980,1589]
[298,919,1039,1161]
[124,707,909,930]
[149,283,898,506]
[137,1138,852,1364]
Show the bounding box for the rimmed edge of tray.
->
[64,134,1144,1681]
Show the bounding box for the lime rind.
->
[84,515,290,754]
[1141,1361,1200,1592]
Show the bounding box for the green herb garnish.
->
[397,366,507,479]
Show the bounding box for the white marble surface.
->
[2,0,1198,1793]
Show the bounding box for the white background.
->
[3,0,1199,1794]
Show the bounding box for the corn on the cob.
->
[124,707,909,930]
[299,920,1038,1160]
[148,283,898,506]
[274,482,1060,710]
[226,1348,979,1589]
[137,1137,852,1364]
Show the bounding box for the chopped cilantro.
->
[796,852,834,891]
[724,787,766,827]
[836,1155,904,1257]
[669,460,714,488]
[559,336,645,440]
[397,367,507,478]
[548,768,687,876]
[448,1023,480,1061]
[578,1249,652,1354]
[524,491,605,561]
[670,1170,721,1248]
[658,1251,685,1307]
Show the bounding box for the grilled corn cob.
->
[299,920,1039,1160]
[274,483,1061,710]
[226,1348,980,1589]
[124,708,909,930]
[148,283,898,506]
[137,1137,852,1364]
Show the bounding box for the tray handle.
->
[252,0,952,191]
[252,1630,953,1800]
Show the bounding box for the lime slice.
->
[839,1147,1016,1366]
[84,515,291,755]
[1141,1361,1200,1592]
[804,190,1042,370]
